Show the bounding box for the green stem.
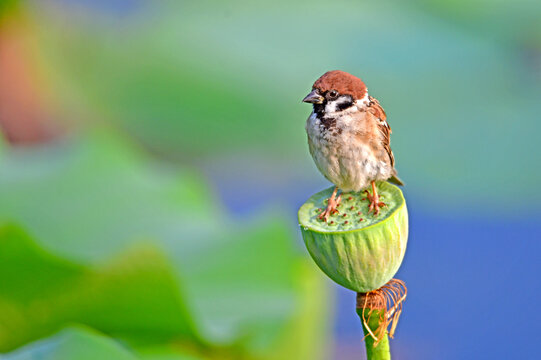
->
[356,301,391,360]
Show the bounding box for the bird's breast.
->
[305,112,391,192]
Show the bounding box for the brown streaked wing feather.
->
[368,96,395,168]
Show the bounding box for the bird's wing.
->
[367,96,394,168]
[367,96,403,185]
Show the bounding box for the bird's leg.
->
[319,186,341,222]
[364,181,386,216]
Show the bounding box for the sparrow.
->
[302,70,403,220]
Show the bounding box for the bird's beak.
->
[302,90,324,104]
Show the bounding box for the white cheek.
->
[325,97,347,114]
[325,102,337,113]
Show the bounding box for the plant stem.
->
[356,292,391,360]
[356,308,390,360]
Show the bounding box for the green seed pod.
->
[298,182,408,293]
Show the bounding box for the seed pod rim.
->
[298,181,405,234]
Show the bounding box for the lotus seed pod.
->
[298,182,408,293]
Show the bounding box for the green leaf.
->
[0,0,18,20]
[0,134,330,358]
[0,223,199,352]
[3,325,138,360]
[0,133,217,261]
[263,260,331,360]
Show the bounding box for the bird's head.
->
[302,70,368,116]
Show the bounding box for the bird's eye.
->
[328,90,339,99]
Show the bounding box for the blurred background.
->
[0,0,540,359]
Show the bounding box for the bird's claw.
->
[319,194,342,222]
[364,189,386,216]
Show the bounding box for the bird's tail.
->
[387,174,404,186]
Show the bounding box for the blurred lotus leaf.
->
[0,0,18,19]
[22,0,541,208]
[3,326,139,360]
[0,134,329,359]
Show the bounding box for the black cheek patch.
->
[336,96,354,111]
